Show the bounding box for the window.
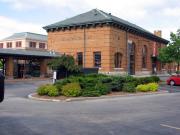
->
[39,43,46,49]
[77,52,83,66]
[29,42,36,48]
[16,41,22,47]
[142,45,147,68]
[94,52,101,68]
[114,52,122,68]
[0,43,3,48]
[7,42,12,48]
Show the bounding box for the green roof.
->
[43,9,168,44]
[0,49,60,58]
[1,32,47,41]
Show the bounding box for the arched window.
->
[114,52,122,68]
[142,45,147,68]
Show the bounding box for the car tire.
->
[170,80,175,86]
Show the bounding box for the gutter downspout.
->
[126,30,130,75]
[83,27,86,68]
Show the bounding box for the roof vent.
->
[109,13,111,15]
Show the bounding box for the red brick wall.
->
[47,26,166,75]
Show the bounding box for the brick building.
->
[43,9,169,75]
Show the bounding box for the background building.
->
[44,9,169,75]
[0,32,47,50]
[0,32,59,78]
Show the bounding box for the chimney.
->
[154,30,162,37]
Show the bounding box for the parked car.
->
[167,75,180,86]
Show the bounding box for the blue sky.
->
[0,0,180,40]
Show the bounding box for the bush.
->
[136,83,159,92]
[62,82,81,97]
[138,76,160,84]
[148,83,159,92]
[122,83,136,93]
[37,84,60,96]
[79,77,97,90]
[136,84,149,92]
[95,83,110,95]
[37,84,49,95]
[151,76,160,83]
[110,76,124,91]
[47,85,59,97]
[81,88,101,97]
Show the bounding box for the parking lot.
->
[0,79,180,135]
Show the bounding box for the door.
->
[129,43,135,75]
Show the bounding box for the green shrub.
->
[47,85,59,97]
[123,76,140,87]
[136,83,159,92]
[110,76,124,91]
[37,84,49,95]
[37,84,60,96]
[81,88,101,97]
[122,83,136,93]
[151,76,160,83]
[138,76,160,84]
[62,82,81,97]
[95,83,110,95]
[79,77,97,90]
[148,83,158,92]
[136,84,149,92]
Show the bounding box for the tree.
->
[48,55,80,77]
[158,29,180,74]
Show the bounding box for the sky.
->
[0,0,180,40]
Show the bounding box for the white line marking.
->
[160,124,180,130]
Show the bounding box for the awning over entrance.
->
[0,48,60,58]
[0,49,60,79]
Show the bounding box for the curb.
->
[28,91,169,102]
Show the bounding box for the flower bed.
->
[36,74,160,98]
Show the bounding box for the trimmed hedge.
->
[37,84,49,95]
[136,83,158,92]
[62,82,81,97]
[122,83,136,93]
[37,74,160,97]
[37,84,59,96]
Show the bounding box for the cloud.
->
[163,7,180,17]
[0,16,46,39]
[1,0,180,40]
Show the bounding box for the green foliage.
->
[136,83,158,92]
[122,83,136,93]
[37,84,59,96]
[48,55,80,76]
[47,85,59,97]
[158,29,180,73]
[37,84,49,95]
[81,88,101,97]
[95,83,110,95]
[0,60,3,69]
[45,74,161,97]
[109,76,124,91]
[147,83,159,92]
[136,84,149,92]
[138,76,160,84]
[62,82,81,97]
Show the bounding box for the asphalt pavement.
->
[0,79,180,135]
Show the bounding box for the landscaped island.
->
[36,74,160,98]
